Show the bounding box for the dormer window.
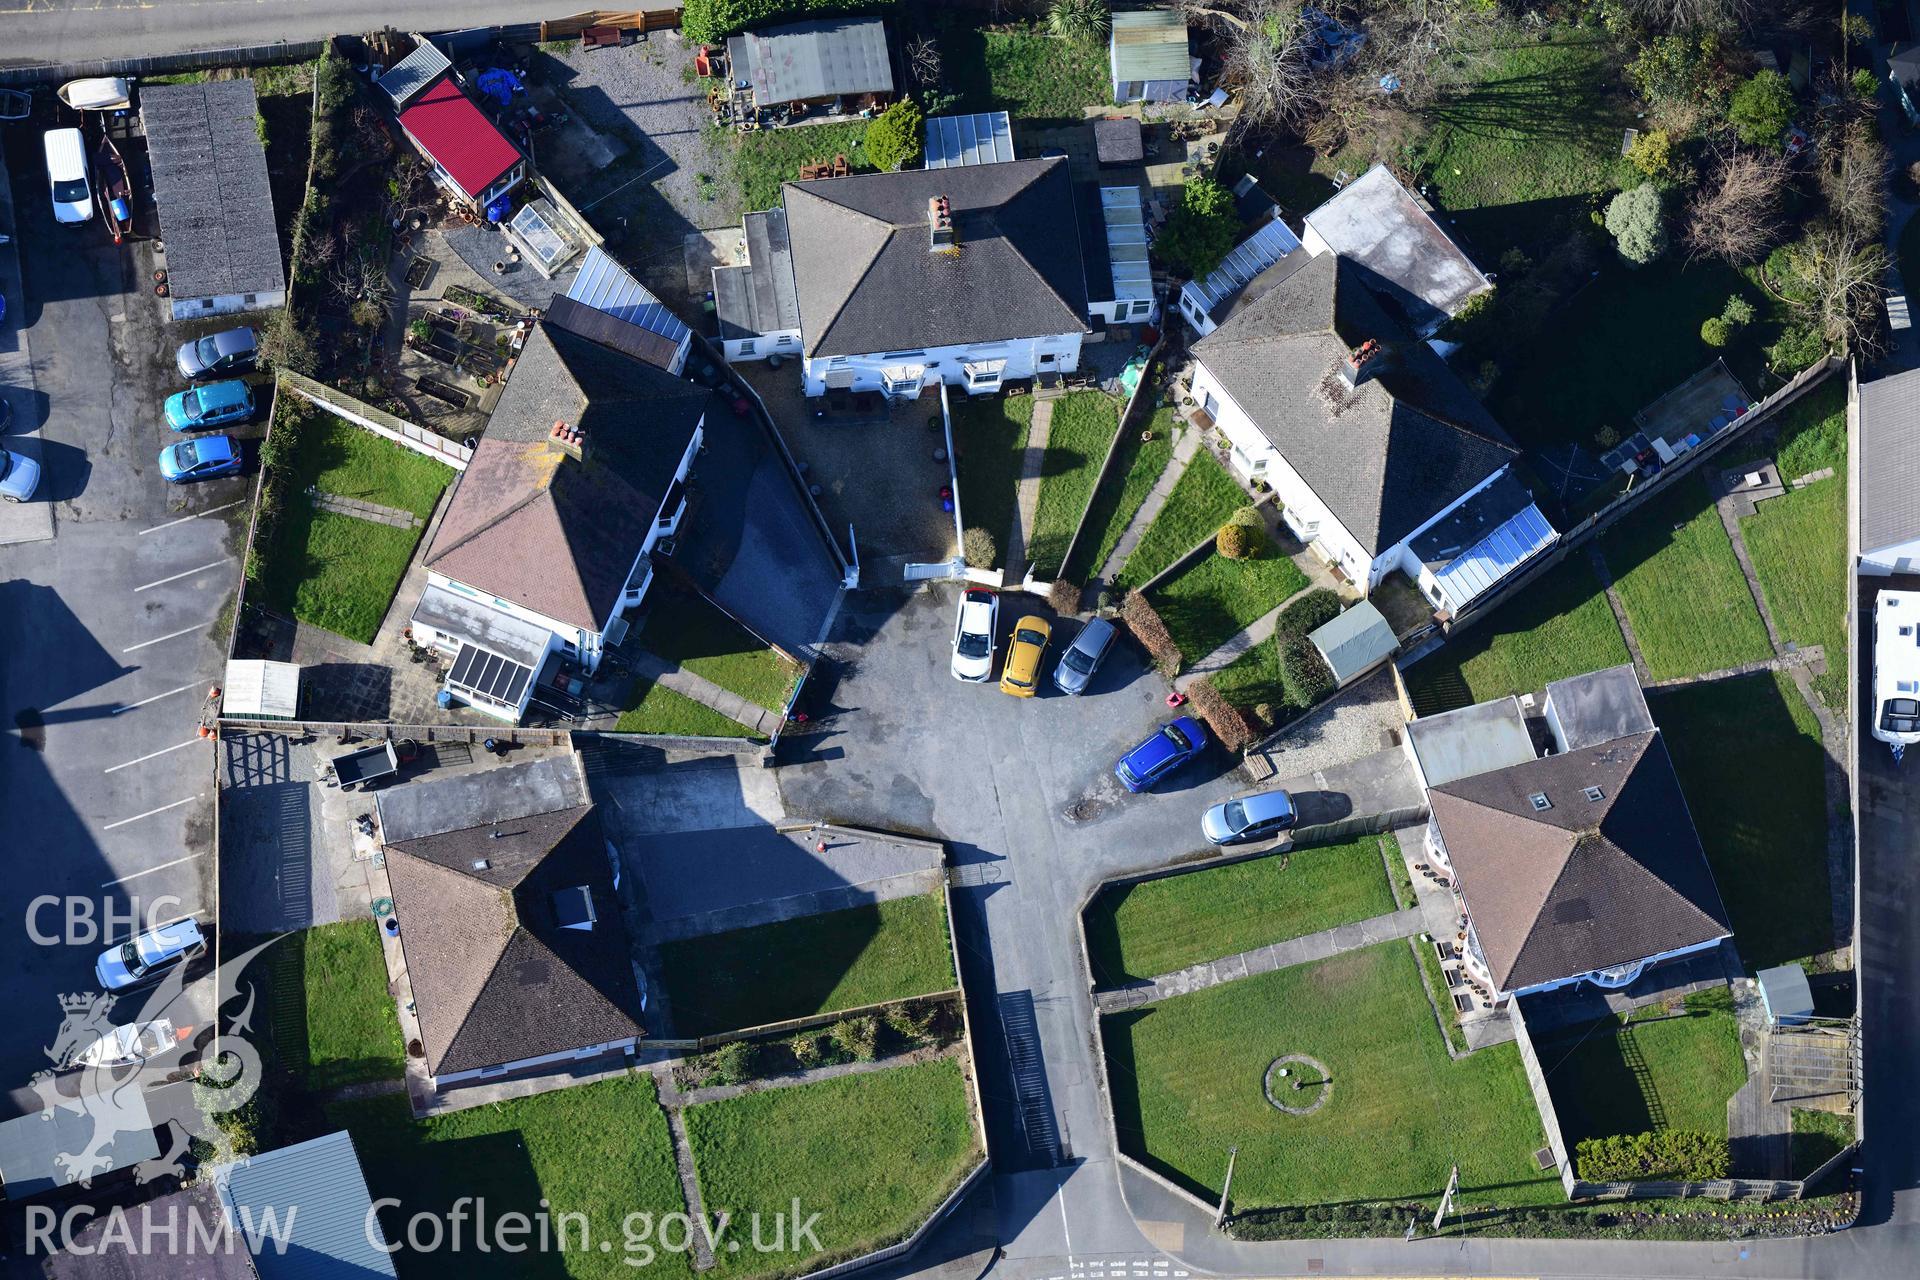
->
[552,885,597,931]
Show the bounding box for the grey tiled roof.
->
[141,80,285,302]
[1857,367,1920,554]
[1192,253,1516,554]
[783,157,1090,358]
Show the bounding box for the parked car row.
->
[948,587,1118,696]
[159,326,256,484]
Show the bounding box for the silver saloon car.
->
[1053,617,1116,695]
[1201,789,1297,846]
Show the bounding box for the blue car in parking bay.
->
[159,435,242,483]
[1114,715,1208,793]
[164,379,253,431]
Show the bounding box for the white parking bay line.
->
[102,794,203,832]
[112,682,200,715]
[134,561,226,593]
[123,625,202,653]
[139,500,244,536]
[104,739,203,774]
[102,851,205,887]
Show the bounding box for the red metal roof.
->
[398,74,521,200]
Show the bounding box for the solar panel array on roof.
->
[565,247,691,347]
[1100,186,1151,302]
[925,111,1015,168]
[448,643,534,709]
[1183,218,1304,317]
[141,80,286,304]
[377,40,452,107]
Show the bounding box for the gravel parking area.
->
[1250,665,1410,781]
[536,34,738,302]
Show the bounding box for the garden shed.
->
[1308,600,1396,687]
[223,659,301,720]
[1110,9,1192,104]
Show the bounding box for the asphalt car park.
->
[0,119,253,1086]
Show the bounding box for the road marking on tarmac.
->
[134,560,226,592]
[112,682,200,714]
[102,794,203,832]
[139,500,244,536]
[123,625,202,653]
[104,740,203,774]
[101,851,205,887]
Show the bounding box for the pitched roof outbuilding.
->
[140,80,286,303]
[1857,366,1920,554]
[398,73,523,200]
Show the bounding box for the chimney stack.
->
[1338,339,1384,390]
[549,419,587,461]
[928,195,956,252]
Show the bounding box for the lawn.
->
[251,501,427,644]
[659,894,956,1037]
[1084,835,1399,985]
[1652,670,1833,969]
[1105,942,1561,1209]
[732,120,870,211]
[943,22,1110,123]
[1789,1108,1855,1178]
[291,413,455,518]
[952,395,1033,566]
[1115,450,1247,591]
[642,586,802,713]
[1602,476,1773,681]
[1063,407,1175,583]
[1723,380,1846,481]
[332,1076,691,1280]
[1743,477,1846,709]
[616,678,761,738]
[1209,633,1285,712]
[685,1058,980,1277]
[260,921,404,1092]
[1148,534,1309,666]
[1533,989,1747,1151]
[1402,554,1628,715]
[1487,259,1770,453]
[1027,392,1121,579]
[1418,36,1634,258]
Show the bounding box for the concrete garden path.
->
[1175,511,1345,688]
[1095,423,1201,583]
[630,649,782,735]
[1005,395,1055,581]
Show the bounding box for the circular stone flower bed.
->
[1263,1054,1332,1116]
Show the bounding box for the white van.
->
[43,127,92,225]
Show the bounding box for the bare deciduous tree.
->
[1790,219,1888,359]
[1192,0,1322,132]
[1818,117,1890,244]
[1683,147,1788,264]
[904,34,942,96]
[1621,0,1756,30]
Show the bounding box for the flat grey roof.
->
[375,753,587,844]
[1857,366,1920,555]
[377,40,451,107]
[1303,165,1489,334]
[215,1131,397,1278]
[729,17,894,105]
[1545,664,1654,752]
[0,1089,159,1198]
[715,207,801,340]
[1309,599,1396,685]
[1407,695,1535,788]
[1757,963,1815,1019]
[141,80,286,303]
[411,583,552,669]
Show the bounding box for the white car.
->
[94,917,205,992]
[73,1019,180,1069]
[950,587,999,681]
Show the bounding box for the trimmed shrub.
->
[790,1033,827,1068]
[704,1038,765,1086]
[1048,577,1083,615]
[864,97,923,172]
[1850,67,1879,99]
[1721,295,1755,328]
[830,1014,881,1062]
[1186,677,1254,754]
[682,0,893,44]
[962,526,997,569]
[1605,183,1668,267]
[1728,70,1794,148]
[1624,128,1674,180]
[1274,588,1343,641]
[1700,315,1733,347]
[1215,520,1256,560]
[1120,590,1183,678]
[1575,1130,1731,1182]
[1279,635,1335,708]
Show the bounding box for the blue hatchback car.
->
[159,435,242,483]
[1115,716,1208,793]
[164,379,253,431]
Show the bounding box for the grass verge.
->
[1028,392,1121,579]
[1743,477,1846,709]
[261,921,404,1092]
[616,678,761,738]
[952,395,1034,567]
[1064,408,1175,582]
[1115,449,1245,590]
[642,586,802,713]
[1149,536,1309,666]
[660,895,956,1037]
[1534,989,1746,1147]
[1789,1108,1855,1179]
[1105,942,1560,1208]
[686,1058,979,1277]
[1085,835,1399,985]
[1412,938,1469,1054]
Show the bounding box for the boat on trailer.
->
[94,131,132,242]
[58,77,131,112]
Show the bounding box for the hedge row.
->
[1575,1130,1731,1182]
[1186,677,1254,754]
[683,0,895,43]
[1121,590,1182,678]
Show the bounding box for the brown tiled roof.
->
[385,802,643,1076]
[1430,731,1731,992]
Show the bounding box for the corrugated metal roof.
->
[925,111,1015,168]
[1308,599,1396,685]
[377,40,452,107]
[216,1131,397,1278]
[1100,186,1152,302]
[1182,218,1303,317]
[397,74,522,200]
[1111,9,1192,84]
[141,80,286,303]
[729,17,894,105]
[565,247,691,347]
[1431,501,1557,606]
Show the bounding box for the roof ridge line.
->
[433,919,530,1071]
[424,463,561,570]
[387,805,593,887]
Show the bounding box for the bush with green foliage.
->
[791,1032,828,1068]
[1605,183,1668,267]
[1851,67,1880,100]
[864,97,924,172]
[682,0,892,43]
[1767,321,1828,374]
[1155,176,1240,278]
[962,526,997,569]
[1046,0,1111,42]
[1700,315,1733,347]
[830,1014,881,1062]
[1626,32,1732,115]
[1575,1130,1731,1182]
[1721,295,1756,328]
[1279,636,1334,707]
[1274,588,1343,640]
[1215,520,1256,560]
[1729,70,1794,148]
[705,1039,765,1086]
[1624,128,1674,181]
